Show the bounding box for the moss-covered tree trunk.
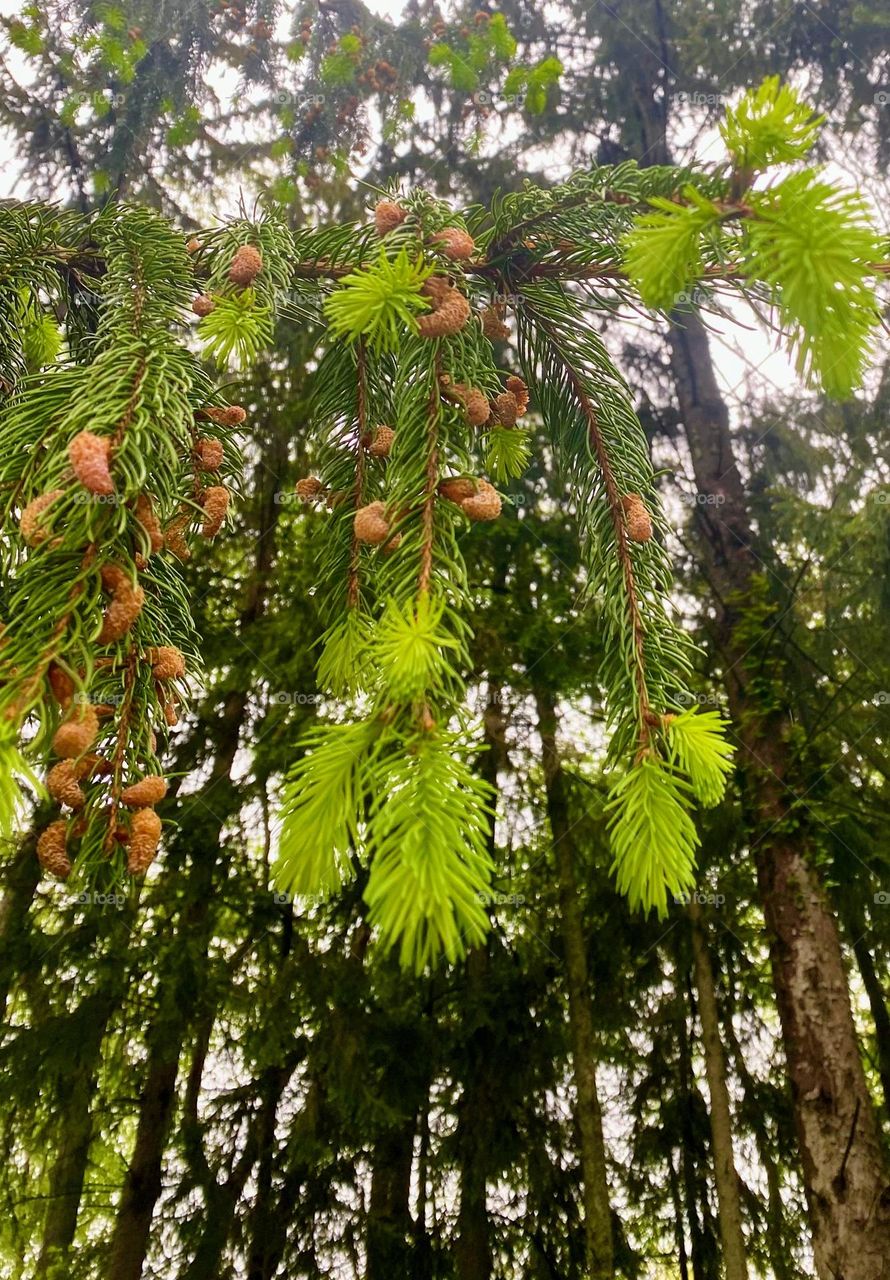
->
[668,309,890,1278]
[608,53,890,1268]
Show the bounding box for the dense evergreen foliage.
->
[1,3,890,1279]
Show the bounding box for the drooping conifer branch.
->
[347,339,369,610]
[540,323,653,743]
[1,77,883,956]
[0,203,294,878]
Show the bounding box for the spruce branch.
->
[349,340,370,609]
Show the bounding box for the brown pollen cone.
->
[69,431,114,495]
[354,501,391,545]
[147,646,186,680]
[367,425,396,457]
[374,199,407,235]
[99,565,145,644]
[200,405,246,426]
[440,378,490,427]
[461,480,501,522]
[135,494,165,554]
[621,493,653,543]
[295,477,326,502]
[127,807,162,874]
[438,476,479,504]
[431,227,475,261]
[505,375,529,415]
[164,513,191,560]
[120,775,168,807]
[37,820,72,878]
[201,485,230,538]
[46,759,88,810]
[417,287,470,338]
[481,304,510,341]
[195,439,224,472]
[21,490,65,547]
[48,664,76,709]
[489,391,519,427]
[228,244,263,286]
[52,703,100,759]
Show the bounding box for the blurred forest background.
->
[2,1,890,1277]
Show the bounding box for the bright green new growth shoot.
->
[323,247,432,353]
[623,76,881,396]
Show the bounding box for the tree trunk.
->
[841,900,890,1114]
[35,982,121,1275]
[687,899,748,1280]
[246,1079,324,1280]
[669,309,890,1278]
[455,948,493,1280]
[0,810,49,1025]
[612,52,890,1268]
[182,1085,277,1280]
[107,1049,179,1280]
[534,685,614,1279]
[722,1012,798,1280]
[676,999,711,1280]
[668,1153,692,1280]
[108,420,290,1280]
[450,684,510,1280]
[366,1122,416,1280]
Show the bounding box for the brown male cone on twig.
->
[489,390,519,427]
[461,480,501,522]
[417,281,470,338]
[367,425,396,457]
[135,494,164,555]
[37,820,72,879]
[228,244,263,286]
[438,476,479,504]
[195,438,224,472]
[69,431,114,496]
[20,490,65,547]
[431,227,475,260]
[48,663,75,709]
[99,565,145,644]
[127,808,162,874]
[621,493,653,543]
[46,760,87,810]
[296,477,326,502]
[148,646,186,681]
[440,377,490,427]
[164,512,191,560]
[481,304,510,340]
[52,704,100,758]
[201,404,246,426]
[120,775,168,807]
[201,486,230,538]
[374,199,407,235]
[354,501,391,545]
[505,375,529,415]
